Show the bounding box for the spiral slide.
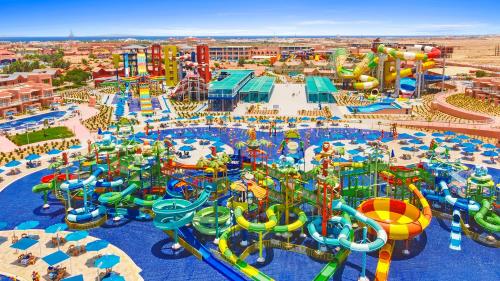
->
[307,200,387,252]
[474,199,500,233]
[357,183,432,281]
[335,48,379,90]
[192,206,232,235]
[376,44,438,84]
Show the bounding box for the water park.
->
[0,36,499,281]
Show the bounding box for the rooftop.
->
[240,76,275,94]
[305,76,337,93]
[209,70,254,91]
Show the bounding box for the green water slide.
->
[313,248,350,281]
[192,206,232,235]
[474,199,500,233]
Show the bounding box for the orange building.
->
[0,72,55,117]
[465,77,500,105]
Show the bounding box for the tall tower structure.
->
[151,44,163,76]
[164,45,179,87]
[196,44,211,82]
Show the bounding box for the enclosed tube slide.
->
[335,48,379,90]
[474,199,500,233]
[60,167,105,191]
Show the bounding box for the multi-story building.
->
[209,46,252,61]
[0,72,55,117]
[465,77,500,105]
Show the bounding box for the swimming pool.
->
[0,111,66,130]
[347,102,401,113]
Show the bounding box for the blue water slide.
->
[177,227,247,281]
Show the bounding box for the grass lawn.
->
[8,126,75,146]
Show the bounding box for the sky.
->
[0,0,499,37]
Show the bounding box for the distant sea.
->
[0,35,462,43]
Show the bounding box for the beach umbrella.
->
[45,223,67,234]
[380,137,392,143]
[86,240,109,252]
[145,119,154,123]
[206,115,215,120]
[347,149,361,155]
[408,139,422,145]
[212,141,226,147]
[128,112,138,116]
[469,139,482,144]
[47,149,62,155]
[65,230,88,242]
[448,138,461,143]
[461,142,475,148]
[301,117,310,121]
[401,146,413,151]
[414,132,426,137]
[352,155,366,162]
[183,139,197,144]
[16,220,39,231]
[162,110,170,114]
[365,134,378,141]
[102,275,125,281]
[483,150,498,157]
[419,145,430,150]
[300,124,309,127]
[333,157,348,162]
[444,131,456,136]
[233,116,242,120]
[317,116,326,121]
[483,143,496,149]
[274,119,284,123]
[432,132,444,137]
[179,145,194,152]
[11,237,38,251]
[456,135,469,140]
[69,145,82,150]
[25,154,41,161]
[247,117,257,122]
[5,160,21,168]
[462,147,476,153]
[42,250,69,267]
[190,116,199,120]
[332,141,345,147]
[434,138,444,143]
[398,133,413,139]
[160,117,169,122]
[288,118,297,123]
[331,116,342,120]
[95,254,120,269]
[260,119,270,123]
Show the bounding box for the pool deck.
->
[0,229,142,281]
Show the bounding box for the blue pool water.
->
[347,102,401,113]
[0,111,66,130]
[0,127,498,281]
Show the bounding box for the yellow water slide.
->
[334,48,379,90]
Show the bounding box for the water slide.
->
[98,183,139,205]
[334,48,379,90]
[450,209,462,250]
[435,181,481,212]
[32,182,53,193]
[358,184,432,281]
[474,199,500,233]
[176,226,247,281]
[139,85,153,117]
[312,248,350,281]
[192,206,232,235]
[96,178,124,188]
[376,44,438,83]
[219,225,275,281]
[60,167,105,192]
[307,200,387,252]
[152,185,215,230]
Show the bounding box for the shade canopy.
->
[86,240,109,252]
[25,154,41,161]
[42,250,70,266]
[45,223,68,234]
[11,237,38,250]
[95,254,120,269]
[65,230,88,242]
[5,160,21,167]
